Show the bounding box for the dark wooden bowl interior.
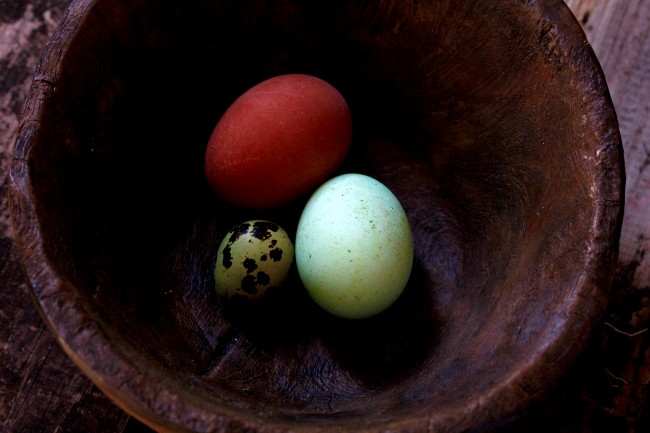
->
[10,0,624,432]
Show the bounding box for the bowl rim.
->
[9,0,625,431]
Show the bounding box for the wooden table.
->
[1,1,649,432]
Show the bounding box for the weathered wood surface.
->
[506,1,650,432]
[0,1,138,432]
[0,0,647,432]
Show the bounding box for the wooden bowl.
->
[10,0,624,432]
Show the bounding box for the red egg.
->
[204,74,353,208]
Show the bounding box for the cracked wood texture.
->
[0,1,647,432]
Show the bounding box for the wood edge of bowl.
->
[8,0,626,432]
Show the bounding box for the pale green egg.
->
[295,174,413,319]
[215,220,294,300]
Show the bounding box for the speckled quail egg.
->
[214,220,294,300]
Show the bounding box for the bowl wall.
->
[10,0,624,432]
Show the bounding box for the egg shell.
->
[295,174,414,319]
[204,74,352,209]
[215,220,294,300]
